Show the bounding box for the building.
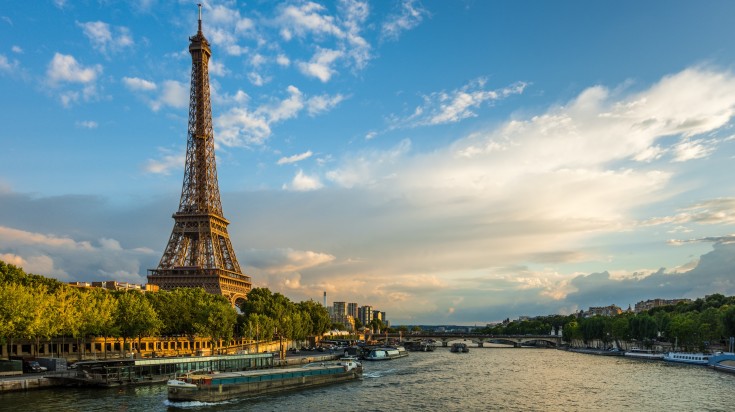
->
[634,298,692,313]
[147,7,252,306]
[358,305,373,326]
[347,302,358,319]
[333,301,346,317]
[584,305,623,317]
[68,281,159,293]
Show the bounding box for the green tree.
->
[78,288,117,359]
[115,292,161,355]
[0,282,34,358]
[197,297,237,355]
[669,312,700,351]
[722,305,735,339]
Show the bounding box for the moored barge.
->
[167,357,362,402]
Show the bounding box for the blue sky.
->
[3,0,735,325]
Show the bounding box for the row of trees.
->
[479,294,735,351]
[0,261,331,358]
[239,288,331,347]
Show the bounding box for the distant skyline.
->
[3,1,735,325]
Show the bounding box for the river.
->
[1,347,734,411]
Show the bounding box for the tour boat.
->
[167,357,362,402]
[624,348,664,360]
[450,342,469,353]
[663,351,710,365]
[363,346,409,361]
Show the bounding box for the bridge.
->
[370,332,563,348]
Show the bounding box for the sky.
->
[3,0,735,325]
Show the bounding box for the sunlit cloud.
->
[277,150,313,165]
[283,169,324,191]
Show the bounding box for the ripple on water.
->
[3,349,735,411]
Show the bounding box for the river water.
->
[2,347,734,411]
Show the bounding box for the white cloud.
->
[248,71,268,86]
[277,2,344,40]
[0,224,153,284]
[208,59,229,77]
[326,139,411,188]
[45,53,102,106]
[307,67,735,293]
[276,54,291,67]
[77,21,134,54]
[76,120,98,129]
[0,54,19,73]
[122,76,157,91]
[381,0,428,41]
[202,4,253,56]
[672,138,716,162]
[11,45,22,53]
[217,107,272,146]
[150,80,188,111]
[397,78,527,127]
[277,150,313,165]
[46,53,101,84]
[306,93,345,116]
[0,226,93,251]
[284,169,324,191]
[143,148,185,175]
[644,198,735,227]
[276,1,371,76]
[215,84,342,147]
[260,85,304,122]
[297,48,343,82]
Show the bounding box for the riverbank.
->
[0,352,340,393]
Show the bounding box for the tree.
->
[0,284,28,355]
[611,316,631,346]
[52,286,82,357]
[78,288,117,359]
[297,299,330,336]
[115,292,161,355]
[669,312,700,351]
[722,305,735,339]
[0,282,34,359]
[197,297,237,355]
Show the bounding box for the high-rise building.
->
[333,302,347,316]
[358,305,373,326]
[347,302,358,319]
[148,6,251,306]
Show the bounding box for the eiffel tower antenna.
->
[148,5,252,306]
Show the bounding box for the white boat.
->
[624,348,664,360]
[663,351,710,365]
[363,346,408,361]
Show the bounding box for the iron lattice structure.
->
[148,8,251,305]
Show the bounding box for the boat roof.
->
[75,353,273,368]
[184,363,346,380]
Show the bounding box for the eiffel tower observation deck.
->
[148,5,251,306]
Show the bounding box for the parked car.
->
[23,361,47,373]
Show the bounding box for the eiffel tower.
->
[148,5,251,305]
